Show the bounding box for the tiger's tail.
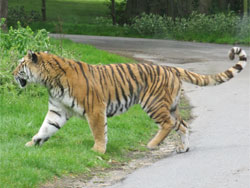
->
[175,47,247,86]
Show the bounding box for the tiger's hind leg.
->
[176,120,189,153]
[145,102,174,149]
[172,107,190,153]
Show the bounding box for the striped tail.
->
[176,47,247,86]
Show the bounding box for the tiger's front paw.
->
[92,144,106,154]
[25,140,35,147]
[25,135,49,147]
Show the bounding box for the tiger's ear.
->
[27,50,38,63]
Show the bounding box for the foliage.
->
[94,16,113,26]
[106,0,128,25]
[236,16,250,40]
[129,12,250,44]
[172,12,241,39]
[1,22,50,55]
[7,6,41,27]
[0,21,50,93]
[7,0,249,44]
[131,13,167,36]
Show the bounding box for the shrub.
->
[236,16,250,40]
[94,16,113,26]
[7,6,41,27]
[171,12,242,40]
[131,13,167,36]
[0,20,50,93]
[1,22,50,55]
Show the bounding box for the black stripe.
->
[74,66,79,75]
[143,64,153,81]
[236,48,241,55]
[126,64,139,85]
[239,56,247,61]
[146,92,163,110]
[150,111,166,121]
[66,60,74,70]
[175,123,181,131]
[76,61,90,109]
[224,70,234,79]
[116,64,126,85]
[104,65,114,86]
[97,66,105,93]
[41,61,50,73]
[53,58,66,74]
[71,98,75,108]
[184,70,194,83]
[136,64,145,81]
[48,121,61,129]
[114,83,121,106]
[50,110,61,117]
[147,102,167,114]
[233,64,243,71]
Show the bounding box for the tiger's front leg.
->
[25,103,69,147]
[86,110,107,154]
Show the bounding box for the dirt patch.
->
[41,133,180,188]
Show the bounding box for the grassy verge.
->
[0,38,191,188]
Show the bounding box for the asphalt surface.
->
[51,34,250,188]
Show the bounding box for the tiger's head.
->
[13,50,44,88]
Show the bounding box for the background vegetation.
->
[3,0,249,44]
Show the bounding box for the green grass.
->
[0,92,158,188]
[50,38,134,64]
[0,38,191,188]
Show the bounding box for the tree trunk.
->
[218,0,227,11]
[41,0,46,21]
[0,0,8,30]
[111,0,116,25]
[243,0,248,16]
[199,0,212,14]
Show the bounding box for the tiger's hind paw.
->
[176,145,189,153]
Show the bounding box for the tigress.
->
[13,47,247,154]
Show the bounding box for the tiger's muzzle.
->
[15,76,27,88]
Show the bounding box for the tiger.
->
[13,47,247,154]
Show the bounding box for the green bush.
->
[1,22,50,55]
[0,20,50,93]
[236,16,250,40]
[130,12,249,44]
[172,12,241,40]
[132,13,167,36]
[94,16,113,26]
[7,6,41,27]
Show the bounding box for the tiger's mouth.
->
[16,77,27,88]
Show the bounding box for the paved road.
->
[52,34,250,188]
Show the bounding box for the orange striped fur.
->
[13,47,247,153]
